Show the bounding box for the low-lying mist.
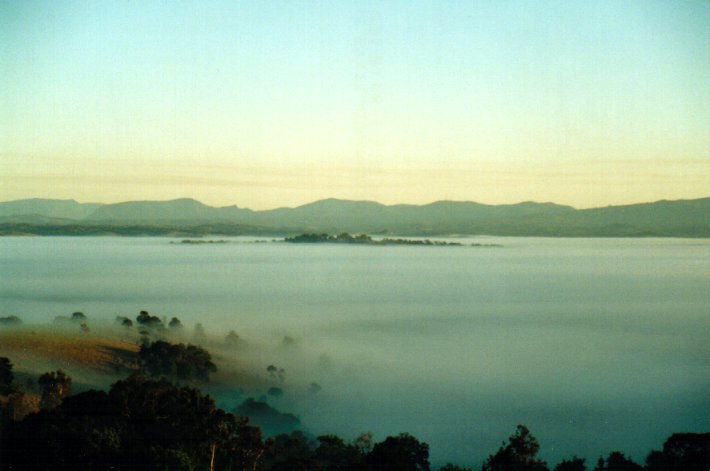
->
[1,236,708,468]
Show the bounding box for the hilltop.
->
[0,196,708,237]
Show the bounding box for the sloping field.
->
[0,328,139,376]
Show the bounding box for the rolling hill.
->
[0,197,708,237]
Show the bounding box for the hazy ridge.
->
[1,197,708,237]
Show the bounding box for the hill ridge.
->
[0,196,708,237]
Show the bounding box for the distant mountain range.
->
[1,197,708,237]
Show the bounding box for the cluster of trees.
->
[117,310,240,348]
[1,366,433,471]
[235,398,301,437]
[136,310,166,330]
[0,372,435,471]
[0,358,14,396]
[138,340,217,382]
[285,233,373,243]
[1,375,262,470]
[378,237,461,246]
[0,316,22,327]
[37,370,72,410]
[0,357,72,424]
[2,336,708,471]
[53,311,91,332]
[284,233,462,246]
[2,370,707,471]
[115,311,209,346]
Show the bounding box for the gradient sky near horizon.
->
[1,1,708,210]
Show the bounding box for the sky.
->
[1,1,708,209]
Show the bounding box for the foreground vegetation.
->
[2,364,707,471]
[1,312,708,470]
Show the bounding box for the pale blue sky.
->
[1,1,708,208]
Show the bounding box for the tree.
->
[138,340,217,382]
[482,425,549,471]
[555,456,587,471]
[225,330,240,346]
[0,315,22,326]
[315,434,366,470]
[439,464,473,471]
[5,391,41,421]
[38,370,72,410]
[593,452,642,471]
[109,376,260,470]
[367,433,430,471]
[235,398,301,437]
[136,310,165,330]
[353,432,374,455]
[261,431,318,470]
[0,357,15,395]
[168,317,183,330]
[71,311,87,322]
[267,364,286,383]
[645,433,710,471]
[194,322,206,341]
[1,376,264,470]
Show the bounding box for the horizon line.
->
[2,195,708,213]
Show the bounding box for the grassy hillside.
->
[0,328,140,392]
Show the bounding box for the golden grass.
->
[0,328,139,375]
[0,327,268,393]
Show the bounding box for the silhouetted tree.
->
[645,433,710,471]
[168,317,183,330]
[71,311,86,322]
[136,310,165,330]
[109,376,261,470]
[367,432,430,471]
[0,315,22,326]
[38,370,72,410]
[0,357,15,395]
[482,424,548,471]
[353,432,374,455]
[439,464,474,471]
[138,340,217,382]
[235,398,301,436]
[225,329,240,346]
[194,322,206,342]
[593,452,642,471]
[554,456,587,471]
[261,430,318,470]
[5,390,41,421]
[1,375,264,470]
[267,364,286,382]
[315,434,366,470]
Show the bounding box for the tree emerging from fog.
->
[138,340,216,382]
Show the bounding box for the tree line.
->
[0,310,707,470]
[1,352,707,470]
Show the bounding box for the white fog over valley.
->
[1,236,708,467]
